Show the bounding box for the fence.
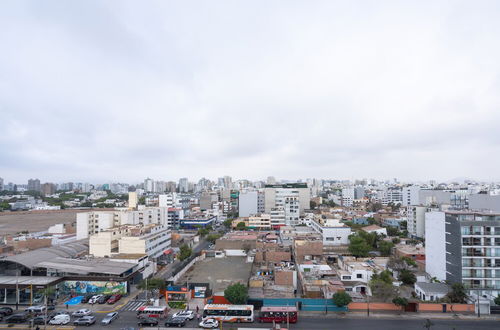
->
[348,302,475,313]
[168,253,205,282]
[260,298,348,312]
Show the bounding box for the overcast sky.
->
[1,1,500,184]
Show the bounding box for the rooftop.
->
[35,257,135,275]
[415,282,451,294]
[0,276,62,286]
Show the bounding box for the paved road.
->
[1,311,499,329]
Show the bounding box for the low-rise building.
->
[414,282,451,302]
[309,217,351,246]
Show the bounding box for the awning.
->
[164,249,174,255]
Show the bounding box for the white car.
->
[49,314,70,325]
[25,305,46,314]
[199,318,219,329]
[172,310,195,320]
[72,309,92,317]
[88,295,103,304]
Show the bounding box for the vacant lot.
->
[180,257,252,294]
[0,210,85,236]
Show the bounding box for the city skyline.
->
[1,1,500,182]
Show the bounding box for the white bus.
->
[203,304,254,323]
[136,306,168,319]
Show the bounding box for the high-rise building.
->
[128,192,138,209]
[0,177,3,191]
[239,190,259,217]
[264,183,309,226]
[41,183,56,196]
[341,187,354,207]
[407,206,427,238]
[402,185,420,206]
[425,211,500,298]
[144,178,154,192]
[178,178,189,193]
[27,179,41,192]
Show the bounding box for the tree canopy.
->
[178,244,192,261]
[445,283,467,303]
[332,291,352,307]
[348,235,371,257]
[224,283,248,304]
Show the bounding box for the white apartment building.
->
[264,184,310,219]
[309,217,351,246]
[159,193,177,208]
[426,211,500,298]
[341,188,354,207]
[407,206,427,238]
[76,207,168,240]
[402,186,420,206]
[239,190,259,217]
[270,208,286,228]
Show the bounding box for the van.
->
[25,306,46,314]
[49,314,70,325]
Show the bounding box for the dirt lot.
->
[0,210,85,236]
[180,256,252,294]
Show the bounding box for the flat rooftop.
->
[0,276,62,286]
[35,257,135,275]
[180,257,252,294]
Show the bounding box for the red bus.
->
[258,306,298,324]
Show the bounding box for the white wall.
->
[425,211,447,281]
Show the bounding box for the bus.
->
[258,306,298,324]
[203,304,254,323]
[136,306,168,319]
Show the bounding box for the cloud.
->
[1,0,500,183]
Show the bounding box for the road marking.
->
[121,300,147,311]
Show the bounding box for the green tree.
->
[401,256,417,267]
[494,295,500,306]
[223,219,233,229]
[332,291,352,307]
[197,228,210,237]
[0,202,11,211]
[224,283,248,304]
[367,217,376,225]
[206,233,222,244]
[310,201,317,209]
[369,280,397,302]
[398,269,417,285]
[371,270,393,284]
[392,296,408,308]
[378,241,394,257]
[348,235,370,257]
[358,231,380,249]
[445,283,467,303]
[236,222,247,230]
[386,226,399,236]
[178,244,192,261]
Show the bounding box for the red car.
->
[107,294,122,304]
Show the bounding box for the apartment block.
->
[426,211,500,297]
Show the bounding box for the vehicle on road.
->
[25,305,46,314]
[0,307,13,316]
[31,315,52,325]
[259,306,298,324]
[88,294,103,304]
[172,310,195,320]
[81,294,94,303]
[49,314,70,325]
[98,294,112,304]
[107,294,122,304]
[164,316,186,327]
[101,312,119,325]
[5,313,28,323]
[73,315,96,326]
[202,304,254,323]
[136,306,168,319]
[72,309,92,317]
[199,318,219,329]
[137,317,159,327]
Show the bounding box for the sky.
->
[1,0,500,184]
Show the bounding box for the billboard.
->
[62,280,127,295]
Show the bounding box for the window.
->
[356,274,362,279]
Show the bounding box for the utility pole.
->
[367,293,370,317]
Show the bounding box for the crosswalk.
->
[121,300,147,311]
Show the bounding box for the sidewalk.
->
[298,310,500,321]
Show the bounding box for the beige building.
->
[89,224,171,261]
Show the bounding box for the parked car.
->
[32,294,44,304]
[88,295,103,304]
[199,318,219,329]
[5,313,28,324]
[81,294,94,303]
[107,294,122,304]
[0,307,13,316]
[31,315,52,325]
[138,317,159,327]
[101,312,119,325]
[164,316,186,327]
[73,315,96,326]
[172,310,195,320]
[25,305,46,315]
[53,310,70,317]
[72,309,92,317]
[49,314,70,325]
[98,295,112,304]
